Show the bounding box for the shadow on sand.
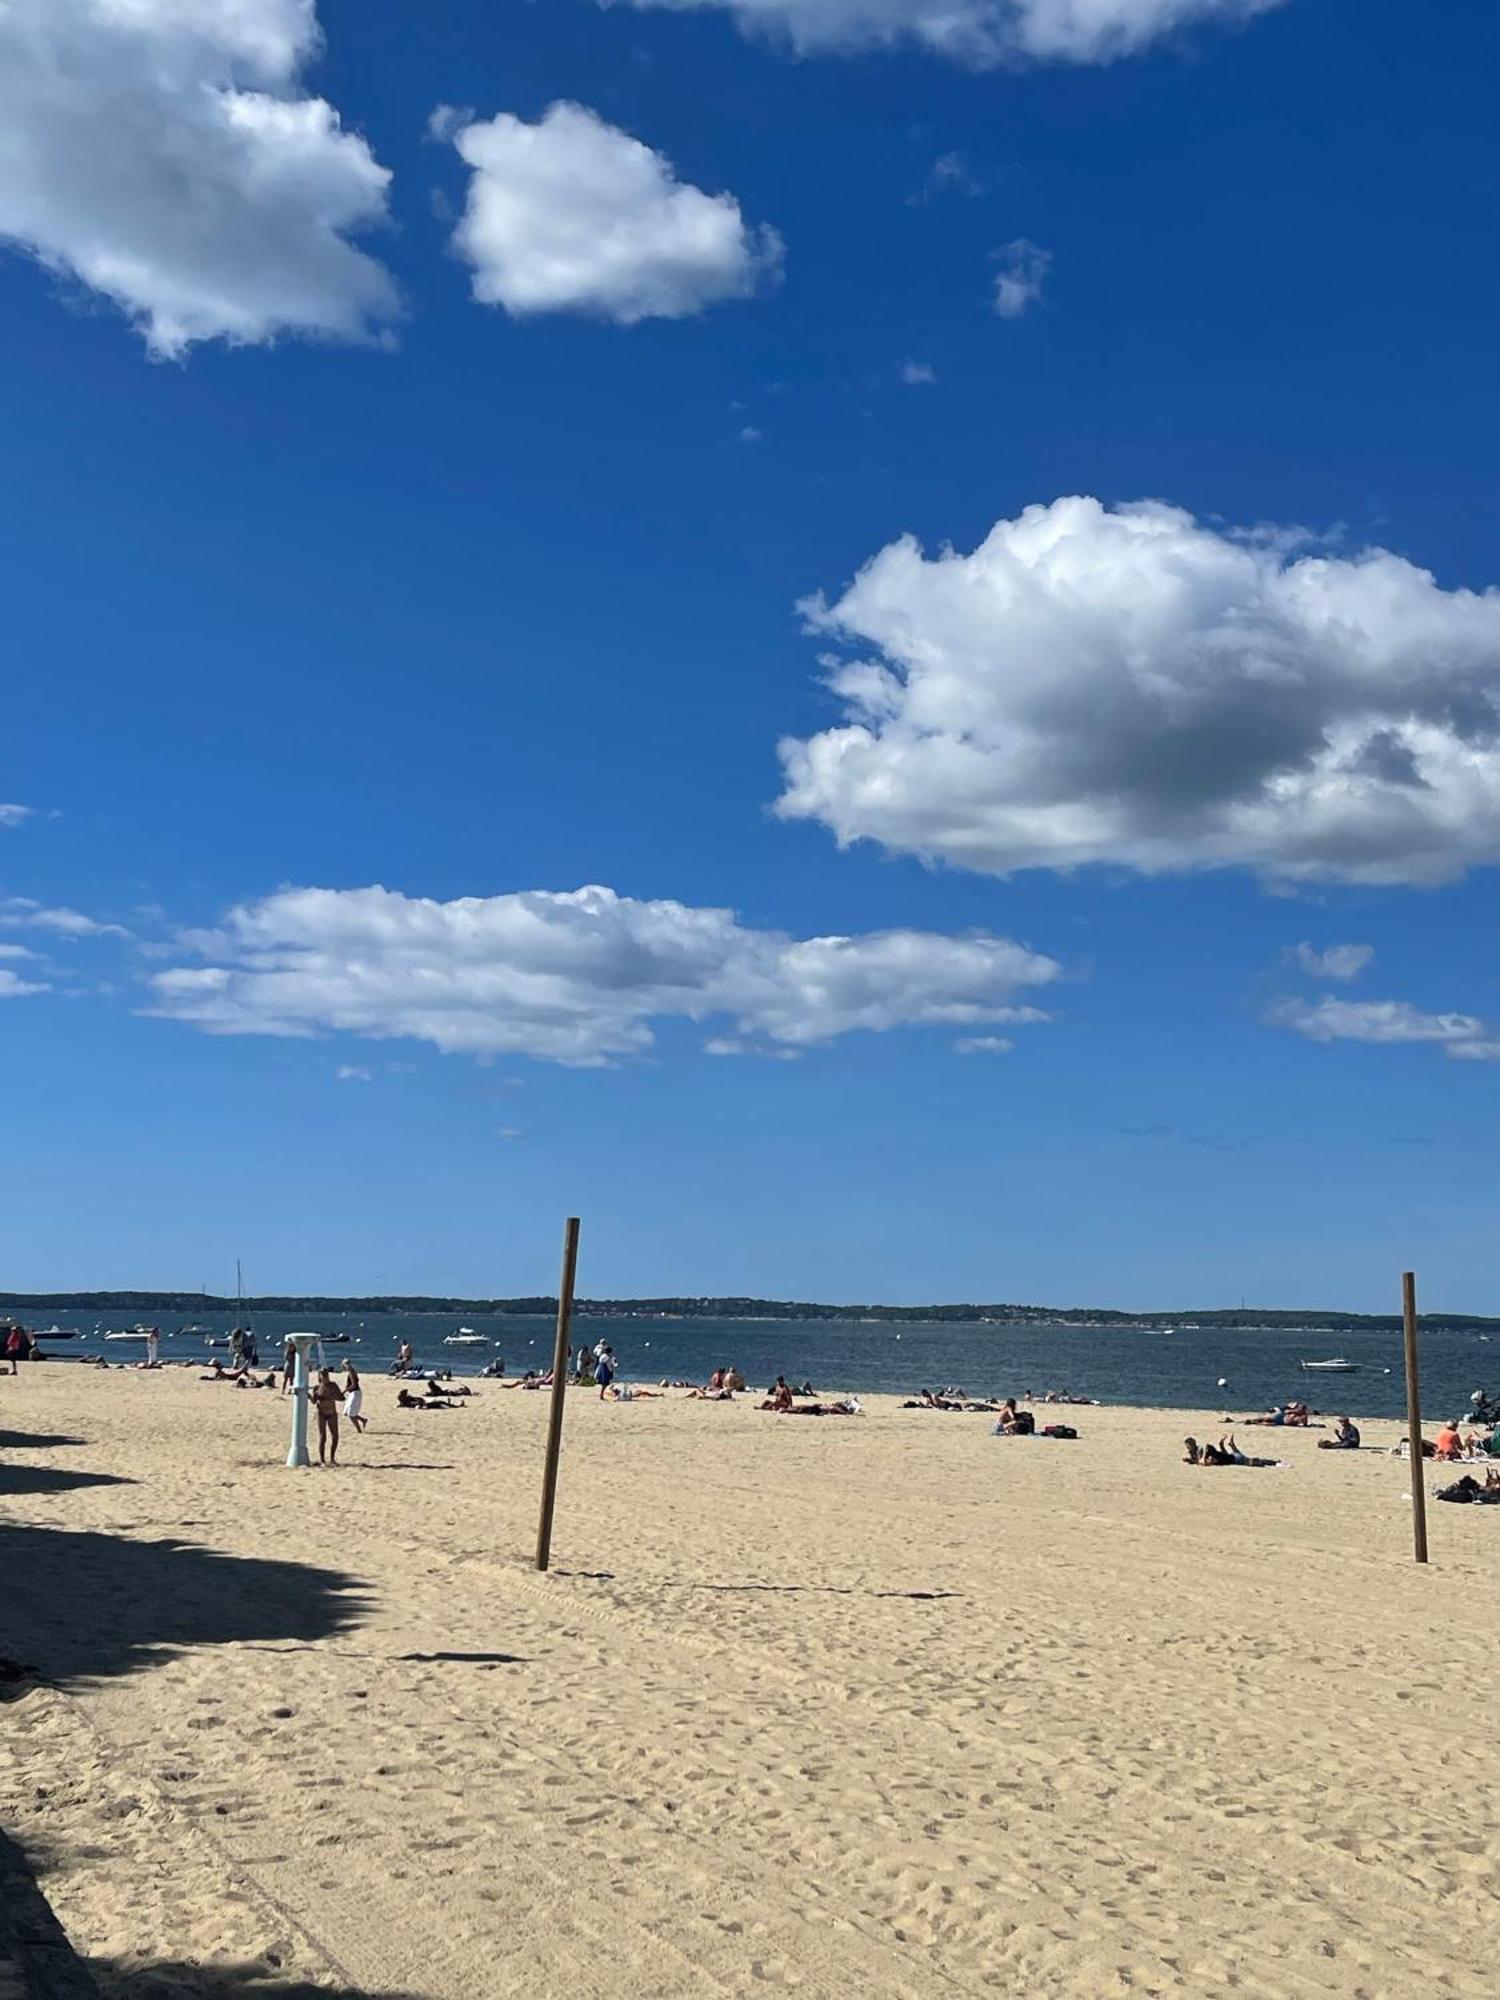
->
[2,1826,424,1997]
[0,1463,133,1497]
[0,1523,369,1687]
[0,1428,88,1449]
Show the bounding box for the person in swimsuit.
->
[281,1339,297,1396]
[760,1376,794,1412]
[311,1368,344,1465]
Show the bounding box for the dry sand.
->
[1,1363,1495,2000]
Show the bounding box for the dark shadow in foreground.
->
[2,1830,425,1996]
[0,1463,133,1497]
[0,1524,369,1687]
[0,1428,88,1449]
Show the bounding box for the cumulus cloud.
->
[146,883,1061,1066]
[441,101,782,325]
[335,1063,372,1081]
[900,359,937,385]
[1288,942,1373,981]
[1269,995,1500,1063]
[0,0,397,357]
[955,1034,1013,1054]
[0,804,35,827]
[992,239,1050,318]
[623,0,1280,65]
[0,897,128,937]
[776,496,1500,887]
[0,967,49,998]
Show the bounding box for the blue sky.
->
[2,0,1497,1308]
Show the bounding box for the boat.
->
[321,1331,351,1345]
[444,1329,490,1346]
[1300,1357,1359,1372]
[104,1331,148,1343]
[30,1325,81,1339]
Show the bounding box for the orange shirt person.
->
[1434,1421,1465,1461]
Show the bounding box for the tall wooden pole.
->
[1401,1270,1428,1565]
[534,1217,581,1572]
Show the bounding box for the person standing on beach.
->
[281,1338,297,1395]
[343,1364,367,1433]
[312,1368,344,1465]
[145,1326,160,1369]
[594,1343,616,1400]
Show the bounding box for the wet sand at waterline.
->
[2,1368,1494,1999]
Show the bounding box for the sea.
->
[36,1311,1498,1421]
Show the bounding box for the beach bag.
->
[1041,1423,1078,1439]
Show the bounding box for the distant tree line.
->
[1,1290,1495,1332]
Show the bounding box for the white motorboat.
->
[104,1331,149,1343]
[444,1329,489,1346]
[31,1325,81,1339]
[1300,1357,1359,1372]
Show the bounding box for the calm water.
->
[42,1311,1497,1420]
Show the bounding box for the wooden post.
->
[534,1217,581,1572]
[1402,1270,1428,1565]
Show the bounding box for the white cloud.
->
[0,0,396,357]
[900,359,937,385]
[956,1034,1013,1054]
[1269,995,1500,1063]
[0,968,49,998]
[496,1126,525,1141]
[146,882,1061,1067]
[1289,942,1374,981]
[0,897,128,937]
[738,424,764,444]
[0,943,38,960]
[623,0,1280,65]
[441,101,782,325]
[776,496,1500,887]
[335,1063,372,1081]
[992,239,1050,318]
[0,804,35,827]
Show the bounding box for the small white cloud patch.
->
[992,239,1051,319]
[1288,942,1374,981]
[621,0,1282,67]
[1269,995,1500,1064]
[443,102,782,324]
[0,804,35,827]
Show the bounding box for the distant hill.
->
[1,1290,1494,1332]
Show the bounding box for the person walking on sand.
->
[594,1343,616,1400]
[145,1326,160,1369]
[312,1368,344,1465]
[343,1364,367,1433]
[281,1338,297,1395]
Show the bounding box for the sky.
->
[1,0,1497,1310]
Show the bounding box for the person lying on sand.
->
[1317,1416,1361,1450]
[426,1376,473,1398]
[1184,1435,1278,1467]
[775,1399,861,1417]
[396,1387,465,1410]
[1435,1470,1500,1503]
[199,1363,275,1387]
[689,1370,733,1399]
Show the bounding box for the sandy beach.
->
[2,1364,1495,1999]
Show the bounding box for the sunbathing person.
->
[760,1376,794,1412]
[994,1399,1035,1436]
[396,1386,464,1410]
[776,1398,861,1416]
[1185,1433,1276,1467]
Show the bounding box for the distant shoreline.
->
[3,1291,1496,1334]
